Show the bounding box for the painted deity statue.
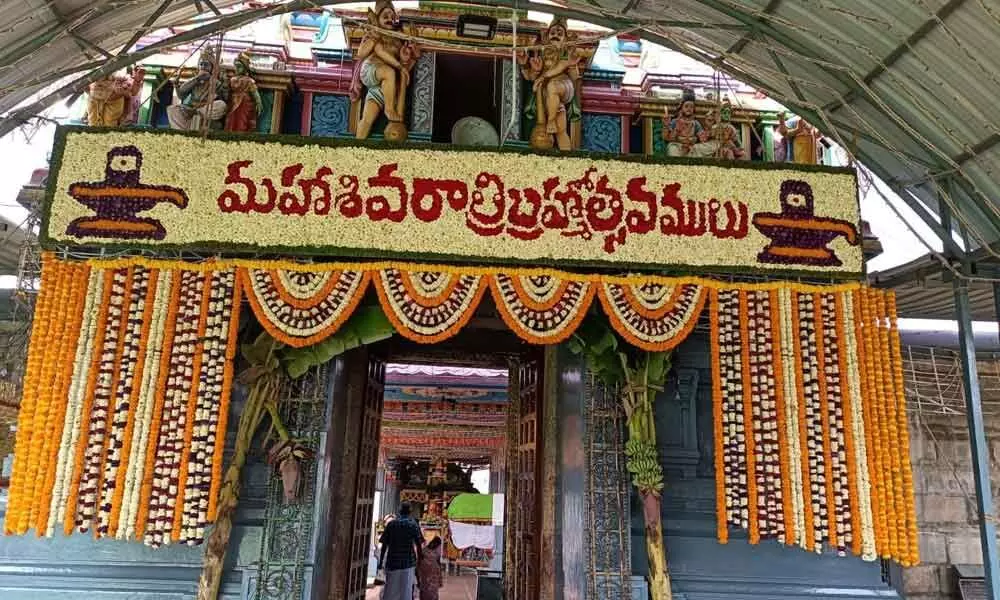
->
[167,48,229,131]
[662,88,715,157]
[518,17,584,151]
[698,98,745,160]
[224,51,264,133]
[350,0,420,141]
[86,66,145,127]
[777,111,820,164]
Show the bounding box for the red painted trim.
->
[294,66,355,93]
[581,93,634,115]
[301,91,313,136]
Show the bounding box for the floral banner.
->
[43,127,862,276]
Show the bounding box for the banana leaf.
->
[281,305,395,379]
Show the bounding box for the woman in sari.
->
[416,536,443,600]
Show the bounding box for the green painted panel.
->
[651,119,667,155]
[256,89,275,134]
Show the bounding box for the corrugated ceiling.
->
[0,0,997,279]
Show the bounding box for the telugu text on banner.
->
[43,128,862,276]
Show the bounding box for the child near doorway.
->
[416,536,444,600]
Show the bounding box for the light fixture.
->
[456,14,498,40]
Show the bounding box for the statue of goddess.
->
[167,47,229,131]
[86,67,145,127]
[662,88,715,157]
[224,50,263,133]
[350,0,420,141]
[518,17,584,151]
[777,112,820,164]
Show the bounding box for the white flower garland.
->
[47,267,103,535]
[778,287,806,549]
[117,269,173,540]
[842,291,876,559]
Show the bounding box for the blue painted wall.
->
[630,331,901,600]
[0,385,266,599]
[581,113,622,154]
[310,94,351,138]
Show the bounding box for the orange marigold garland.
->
[710,284,917,565]
[770,289,793,546]
[491,273,594,344]
[5,258,240,548]
[36,262,90,535]
[49,265,104,536]
[9,253,917,566]
[375,268,486,343]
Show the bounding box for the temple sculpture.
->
[699,98,744,160]
[777,111,820,164]
[224,50,263,133]
[167,48,229,131]
[662,88,716,157]
[85,67,145,127]
[519,17,583,151]
[350,0,420,141]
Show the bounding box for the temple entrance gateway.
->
[332,331,547,600]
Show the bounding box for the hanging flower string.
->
[6,255,240,547]
[710,287,918,565]
[8,254,915,565]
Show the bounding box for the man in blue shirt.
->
[378,502,424,599]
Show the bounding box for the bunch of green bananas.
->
[625,437,663,493]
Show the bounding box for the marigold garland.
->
[374,268,487,343]
[9,253,916,566]
[241,267,370,348]
[710,285,918,565]
[7,255,239,547]
[491,273,595,344]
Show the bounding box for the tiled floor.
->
[365,574,478,600]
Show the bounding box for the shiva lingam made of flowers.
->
[65,145,188,241]
[752,179,859,267]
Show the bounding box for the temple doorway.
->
[432,54,503,144]
[341,333,546,600]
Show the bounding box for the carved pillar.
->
[585,373,633,599]
[409,52,435,141]
[500,59,522,141]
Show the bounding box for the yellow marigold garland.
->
[36,262,90,535]
[8,253,916,565]
[710,285,918,565]
[8,255,58,535]
[6,259,239,547]
[888,291,919,566]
